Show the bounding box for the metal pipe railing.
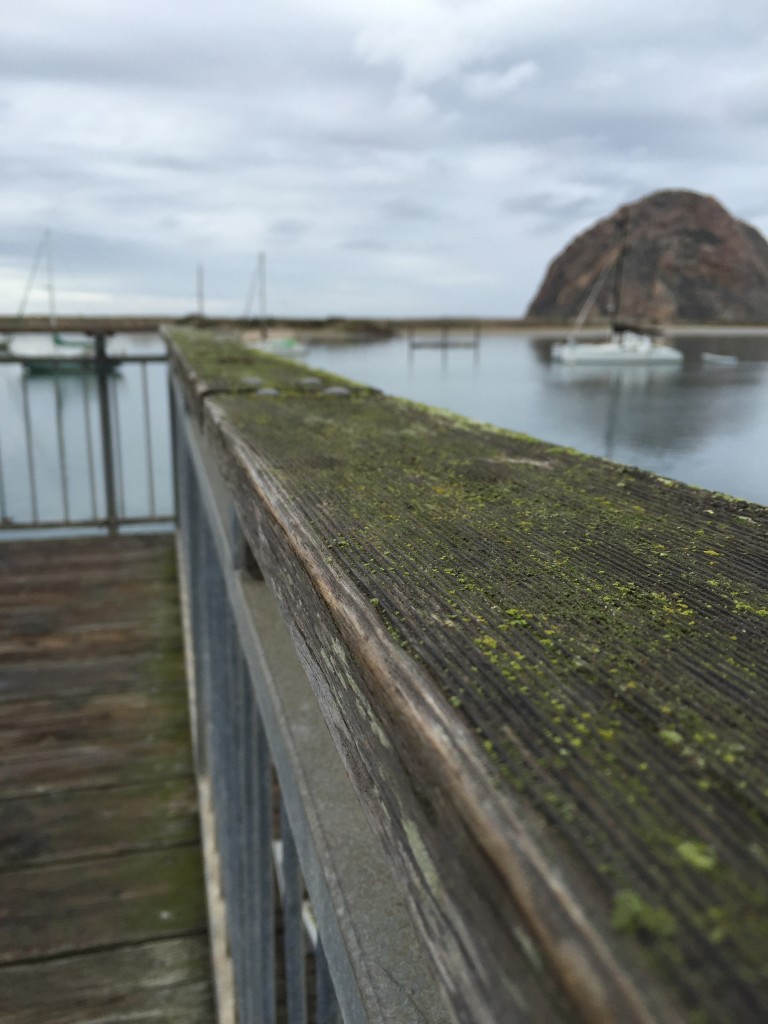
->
[176,420,338,1023]
[0,336,174,534]
[94,334,119,535]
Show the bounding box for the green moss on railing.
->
[169,328,768,1023]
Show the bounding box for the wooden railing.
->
[172,367,451,1024]
[169,327,768,1024]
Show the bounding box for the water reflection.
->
[671,333,768,363]
[548,363,683,460]
[546,360,766,460]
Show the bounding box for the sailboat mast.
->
[573,256,615,331]
[612,213,630,329]
[13,231,48,324]
[258,251,267,340]
[243,250,267,331]
[196,263,205,317]
[45,229,58,334]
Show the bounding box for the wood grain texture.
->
[0,936,212,1024]
[0,779,200,867]
[0,535,214,1023]
[0,846,208,962]
[170,330,768,1024]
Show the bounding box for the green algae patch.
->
[677,841,718,872]
[612,890,678,939]
[117,845,208,938]
[167,326,378,397]
[171,329,768,1024]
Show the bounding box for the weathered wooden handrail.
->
[171,351,452,1024]
[169,327,768,1024]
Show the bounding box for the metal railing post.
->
[94,332,119,536]
[169,368,180,525]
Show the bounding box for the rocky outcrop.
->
[527,190,768,324]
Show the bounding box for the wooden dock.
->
[0,535,215,1024]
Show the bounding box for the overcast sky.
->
[1,1,767,318]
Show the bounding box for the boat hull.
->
[551,333,683,365]
[23,359,120,376]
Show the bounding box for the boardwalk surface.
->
[0,534,215,1024]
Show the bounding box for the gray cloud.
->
[268,218,311,239]
[342,238,390,252]
[501,192,605,229]
[1,0,766,317]
[380,199,440,221]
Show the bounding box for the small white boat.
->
[701,351,739,366]
[53,331,94,349]
[552,331,683,364]
[257,336,309,358]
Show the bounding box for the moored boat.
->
[551,214,683,365]
[552,331,683,364]
[22,356,120,376]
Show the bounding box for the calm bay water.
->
[2,331,766,531]
[305,333,768,507]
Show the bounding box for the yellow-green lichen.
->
[611,890,678,938]
[677,841,718,871]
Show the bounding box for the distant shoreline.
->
[3,313,768,339]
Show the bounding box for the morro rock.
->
[526,190,768,325]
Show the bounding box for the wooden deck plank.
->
[0,535,214,1022]
[0,534,174,570]
[0,691,189,752]
[0,735,194,799]
[0,535,181,665]
[0,779,200,867]
[0,610,181,662]
[0,846,208,963]
[0,655,162,702]
[0,936,213,1024]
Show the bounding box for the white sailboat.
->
[0,231,49,351]
[552,330,683,365]
[243,252,308,358]
[551,218,682,365]
[3,230,94,353]
[17,230,115,375]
